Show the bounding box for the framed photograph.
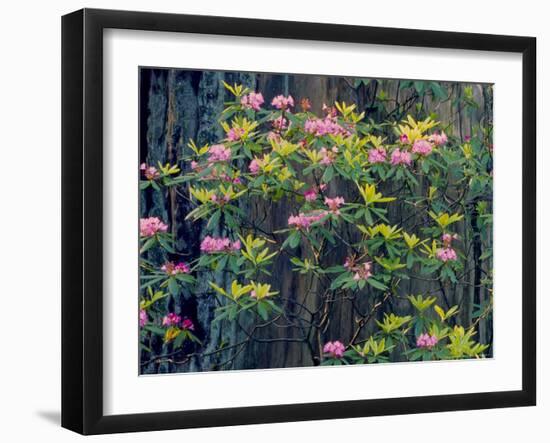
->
[62,8,536,435]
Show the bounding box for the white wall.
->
[0,0,545,441]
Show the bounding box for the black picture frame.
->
[62,8,537,435]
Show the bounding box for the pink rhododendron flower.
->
[319,146,338,165]
[271,94,294,110]
[390,149,412,166]
[140,163,160,180]
[368,147,387,164]
[412,139,433,156]
[399,134,410,144]
[304,117,349,137]
[139,309,148,328]
[207,144,232,163]
[162,312,182,327]
[304,188,318,202]
[352,261,373,281]
[266,131,281,142]
[438,233,458,261]
[300,97,311,111]
[429,131,448,146]
[181,318,195,331]
[240,92,264,111]
[441,233,453,244]
[324,196,345,214]
[161,261,190,275]
[288,211,327,230]
[436,247,458,262]
[271,116,288,130]
[323,340,345,358]
[322,103,337,117]
[303,119,317,134]
[441,233,458,247]
[140,217,168,237]
[227,127,244,142]
[416,333,439,349]
[190,160,199,170]
[200,236,241,253]
[249,158,260,175]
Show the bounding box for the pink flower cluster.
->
[304,117,348,137]
[271,116,288,130]
[139,309,148,328]
[353,262,373,281]
[162,313,195,331]
[181,318,194,330]
[267,131,281,142]
[324,196,345,215]
[343,257,373,281]
[162,312,181,327]
[240,92,264,111]
[368,147,387,164]
[271,94,294,110]
[210,193,231,204]
[303,184,327,202]
[288,211,327,230]
[140,217,168,237]
[249,158,260,175]
[411,139,433,156]
[436,248,457,262]
[227,127,245,142]
[322,103,337,118]
[140,163,160,180]
[200,236,241,253]
[300,97,312,111]
[416,333,439,349]
[323,340,346,359]
[304,188,318,202]
[399,134,410,144]
[441,233,458,246]
[319,146,339,165]
[207,144,232,163]
[437,233,458,262]
[161,261,190,275]
[390,149,412,166]
[429,131,448,146]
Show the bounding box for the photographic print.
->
[138,68,493,374]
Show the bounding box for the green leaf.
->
[414,81,425,94]
[330,272,352,290]
[158,236,175,253]
[257,302,268,321]
[430,82,447,100]
[207,209,221,230]
[322,166,334,182]
[288,231,301,249]
[366,278,388,291]
[168,277,179,296]
[139,237,157,254]
[173,330,187,348]
[144,325,165,336]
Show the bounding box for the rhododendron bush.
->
[139,69,493,373]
